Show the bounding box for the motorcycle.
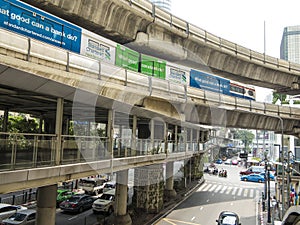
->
[219,170,227,178]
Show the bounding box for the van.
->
[239,166,264,175]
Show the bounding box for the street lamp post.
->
[267,162,271,223]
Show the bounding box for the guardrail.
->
[1,27,300,120]
[124,0,300,74]
[0,132,201,171]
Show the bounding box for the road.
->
[155,164,275,225]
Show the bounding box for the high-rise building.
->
[149,0,171,12]
[280,25,300,160]
[280,25,300,63]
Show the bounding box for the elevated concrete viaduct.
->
[21,0,300,95]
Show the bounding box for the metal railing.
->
[0,133,202,171]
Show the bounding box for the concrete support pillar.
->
[2,109,8,132]
[131,115,137,156]
[184,127,187,152]
[150,119,155,153]
[164,122,168,154]
[110,170,132,225]
[107,109,115,173]
[133,165,164,213]
[175,125,178,152]
[36,184,57,225]
[165,161,177,198]
[55,98,64,165]
[196,130,200,152]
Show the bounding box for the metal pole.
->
[287,151,291,209]
[279,116,285,216]
[267,164,271,223]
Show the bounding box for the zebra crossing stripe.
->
[210,184,217,192]
[202,184,212,192]
[220,186,227,194]
[250,189,254,198]
[198,183,207,192]
[244,189,248,197]
[237,188,243,196]
[225,186,232,195]
[232,187,238,195]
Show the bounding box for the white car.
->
[92,189,115,214]
[0,203,27,221]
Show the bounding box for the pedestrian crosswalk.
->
[197,180,261,199]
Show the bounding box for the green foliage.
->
[234,129,255,152]
[0,114,39,133]
[272,93,287,104]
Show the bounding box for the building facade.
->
[148,0,171,11]
[280,25,300,63]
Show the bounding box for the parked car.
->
[57,189,76,207]
[59,194,94,213]
[240,174,265,183]
[216,211,241,225]
[103,182,116,193]
[0,204,27,221]
[259,172,275,181]
[92,189,115,214]
[2,209,36,225]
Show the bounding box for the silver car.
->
[2,209,36,225]
[0,204,27,221]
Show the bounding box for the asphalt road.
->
[155,164,275,225]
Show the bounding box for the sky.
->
[171,0,300,59]
[171,0,300,102]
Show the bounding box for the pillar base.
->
[164,189,177,198]
[109,213,132,225]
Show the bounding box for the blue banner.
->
[0,0,82,53]
[190,69,230,95]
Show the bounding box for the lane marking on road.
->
[161,218,202,225]
[191,216,195,221]
[200,206,203,210]
[68,215,78,221]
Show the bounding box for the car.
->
[239,166,265,175]
[224,159,232,165]
[240,173,265,183]
[259,172,275,181]
[56,189,76,207]
[231,159,238,165]
[0,203,27,221]
[92,189,115,214]
[215,159,223,164]
[216,211,241,225]
[59,194,94,213]
[103,182,116,193]
[2,209,36,225]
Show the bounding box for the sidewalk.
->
[259,199,282,225]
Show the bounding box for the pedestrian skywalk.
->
[197,180,262,200]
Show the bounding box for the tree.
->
[0,114,39,133]
[234,129,255,152]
